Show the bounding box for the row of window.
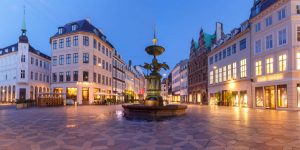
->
[30,72,50,83]
[255,28,287,54]
[254,8,286,32]
[255,54,287,76]
[52,71,112,86]
[53,53,112,72]
[25,56,51,70]
[209,39,246,65]
[209,59,247,85]
[52,36,112,58]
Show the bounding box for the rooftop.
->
[51,19,114,48]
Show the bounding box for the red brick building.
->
[188,29,217,104]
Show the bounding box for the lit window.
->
[227,64,232,80]
[218,68,222,82]
[209,71,214,84]
[266,58,274,74]
[223,66,227,81]
[215,69,218,83]
[278,29,287,45]
[232,62,237,79]
[278,54,287,71]
[255,61,262,76]
[240,59,247,78]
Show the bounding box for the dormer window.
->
[71,24,78,31]
[58,27,64,34]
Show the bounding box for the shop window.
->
[232,91,239,106]
[240,91,248,107]
[255,87,264,107]
[66,88,77,100]
[277,85,287,108]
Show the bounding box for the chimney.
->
[129,60,132,67]
[86,17,91,23]
[215,22,223,41]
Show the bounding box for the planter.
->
[16,103,28,109]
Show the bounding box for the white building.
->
[179,59,189,103]
[50,19,114,104]
[112,49,125,102]
[250,0,300,110]
[171,59,188,102]
[0,16,51,102]
[208,21,252,107]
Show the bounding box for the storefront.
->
[254,84,287,109]
[209,90,249,107]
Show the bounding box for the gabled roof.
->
[250,0,278,19]
[51,19,114,48]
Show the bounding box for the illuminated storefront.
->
[254,85,288,109]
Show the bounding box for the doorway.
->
[264,86,276,109]
[82,88,89,104]
[19,88,26,100]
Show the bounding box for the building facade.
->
[0,18,51,102]
[208,21,252,107]
[50,19,114,104]
[112,49,125,102]
[171,63,181,102]
[188,30,215,104]
[161,78,168,100]
[171,59,189,102]
[179,59,189,103]
[250,0,300,110]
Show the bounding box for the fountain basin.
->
[122,104,187,120]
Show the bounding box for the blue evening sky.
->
[0,0,252,74]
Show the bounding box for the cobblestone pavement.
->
[0,105,300,150]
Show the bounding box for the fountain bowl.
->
[122,104,187,120]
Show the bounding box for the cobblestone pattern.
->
[0,105,300,150]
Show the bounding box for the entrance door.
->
[82,88,89,104]
[264,86,276,109]
[19,88,26,100]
